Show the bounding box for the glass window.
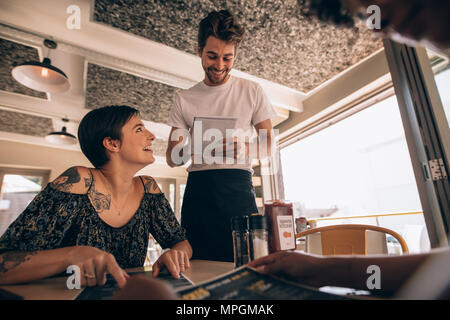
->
[433,67,450,126]
[280,95,430,252]
[179,183,186,210]
[0,174,44,237]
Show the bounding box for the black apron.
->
[181,169,258,262]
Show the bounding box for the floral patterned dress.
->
[0,179,186,269]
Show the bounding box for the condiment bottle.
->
[249,214,269,260]
[264,200,296,253]
[231,216,250,268]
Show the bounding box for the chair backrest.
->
[296,224,409,255]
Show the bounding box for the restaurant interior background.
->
[0,0,449,259]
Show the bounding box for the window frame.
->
[0,167,50,196]
[383,40,450,248]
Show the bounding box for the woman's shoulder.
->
[139,176,163,194]
[49,166,93,194]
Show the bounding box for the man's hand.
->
[212,136,250,161]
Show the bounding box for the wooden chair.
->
[295,224,409,255]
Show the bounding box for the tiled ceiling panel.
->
[0,109,52,137]
[85,63,177,124]
[0,38,47,99]
[93,0,382,92]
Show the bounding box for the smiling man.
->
[166,10,277,262]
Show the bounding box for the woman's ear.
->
[103,137,121,153]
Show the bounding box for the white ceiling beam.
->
[0,91,88,121]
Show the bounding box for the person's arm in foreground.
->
[248,248,450,295]
[114,275,179,300]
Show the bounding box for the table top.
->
[0,259,234,300]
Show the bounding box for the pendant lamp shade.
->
[11,40,70,93]
[45,126,77,145]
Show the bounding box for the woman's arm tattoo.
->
[50,167,81,192]
[144,177,161,193]
[0,251,37,273]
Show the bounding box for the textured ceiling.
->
[0,0,383,151]
[0,109,52,137]
[93,0,383,92]
[0,38,47,99]
[86,63,177,124]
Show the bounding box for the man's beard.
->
[204,66,230,85]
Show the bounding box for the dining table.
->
[0,259,234,300]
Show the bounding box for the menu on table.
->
[176,266,352,300]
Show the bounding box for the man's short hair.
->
[78,105,140,168]
[198,10,245,52]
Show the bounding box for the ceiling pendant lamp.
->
[45,118,78,146]
[12,39,70,93]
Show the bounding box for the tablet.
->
[192,116,237,156]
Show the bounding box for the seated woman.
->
[0,105,192,288]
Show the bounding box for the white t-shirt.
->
[167,76,277,173]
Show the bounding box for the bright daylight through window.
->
[433,67,450,126]
[280,95,431,253]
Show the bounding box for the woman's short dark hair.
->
[198,10,245,52]
[78,105,140,168]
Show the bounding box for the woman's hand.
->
[152,248,191,279]
[65,246,129,288]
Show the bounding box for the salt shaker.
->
[231,215,250,268]
[249,214,269,260]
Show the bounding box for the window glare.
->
[280,95,422,217]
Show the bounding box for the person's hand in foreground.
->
[152,248,191,279]
[248,249,441,295]
[113,275,179,300]
[247,251,346,288]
